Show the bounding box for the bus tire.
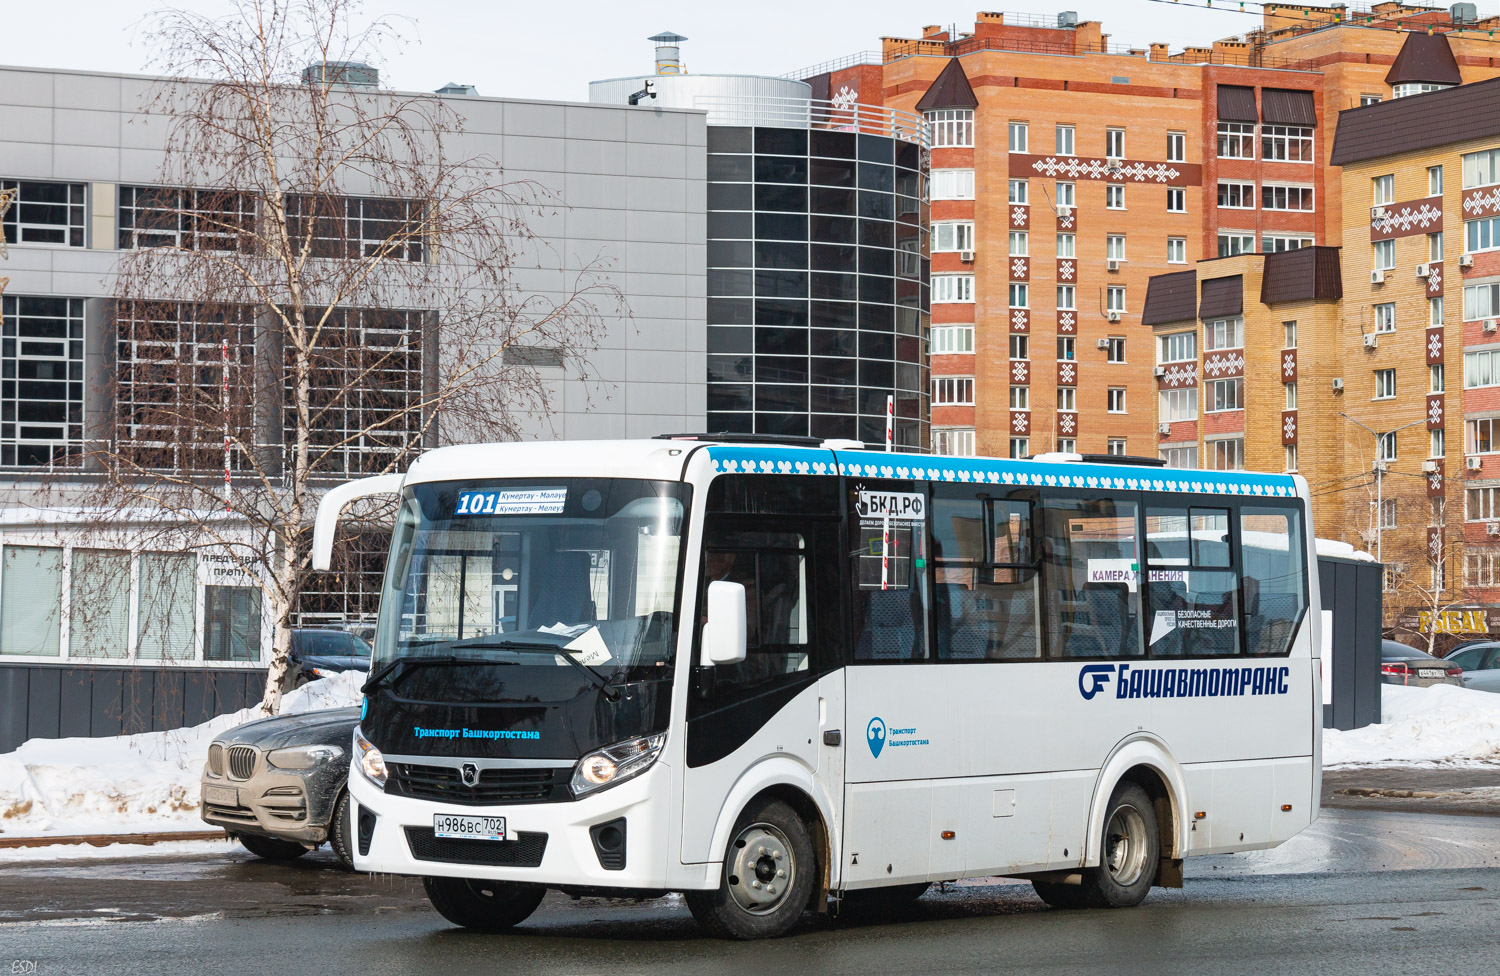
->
[328,790,354,870]
[1080,781,1160,908]
[685,798,816,940]
[422,877,546,931]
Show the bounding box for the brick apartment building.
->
[792,3,1500,464]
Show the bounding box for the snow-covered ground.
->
[0,671,363,845]
[1324,682,1500,766]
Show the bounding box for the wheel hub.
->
[727,823,795,915]
[1104,803,1149,887]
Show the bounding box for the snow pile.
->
[0,670,364,840]
[1324,683,1500,766]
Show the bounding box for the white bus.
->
[313,435,1320,939]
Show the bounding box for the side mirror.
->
[701,580,748,667]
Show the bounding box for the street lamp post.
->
[1340,412,1428,563]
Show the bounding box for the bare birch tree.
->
[59,0,618,713]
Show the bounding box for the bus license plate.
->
[1418,669,1444,679]
[433,814,506,842]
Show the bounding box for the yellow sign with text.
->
[1418,609,1490,635]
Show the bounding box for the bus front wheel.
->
[422,877,545,931]
[686,798,816,940]
[1036,781,1159,910]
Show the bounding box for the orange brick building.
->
[796,4,1500,464]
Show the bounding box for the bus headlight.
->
[353,725,388,788]
[571,732,666,797]
[267,744,344,770]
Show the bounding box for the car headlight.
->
[353,725,388,788]
[570,732,666,797]
[267,744,344,770]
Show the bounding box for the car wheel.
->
[422,877,546,931]
[238,833,311,861]
[329,790,354,870]
[1079,782,1160,908]
[684,798,817,940]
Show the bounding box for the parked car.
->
[339,620,377,644]
[1380,639,1463,687]
[285,628,372,689]
[1440,640,1500,693]
[201,706,359,867]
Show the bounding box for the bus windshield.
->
[372,478,689,698]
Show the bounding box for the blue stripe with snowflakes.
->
[702,446,1300,500]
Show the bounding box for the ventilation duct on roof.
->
[301,62,378,88]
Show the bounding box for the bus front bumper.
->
[347,761,676,890]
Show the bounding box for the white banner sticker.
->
[456,488,567,515]
[856,490,926,521]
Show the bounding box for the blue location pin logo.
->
[866,717,886,758]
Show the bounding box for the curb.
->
[0,829,228,850]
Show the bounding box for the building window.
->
[117,186,256,251]
[1393,82,1451,99]
[1108,438,1127,456]
[1106,235,1126,262]
[934,221,975,252]
[1167,237,1186,264]
[1360,94,1382,106]
[1159,387,1197,422]
[1010,386,1030,410]
[1217,181,1256,209]
[285,194,425,262]
[1167,131,1186,162]
[1058,438,1077,454]
[933,274,975,303]
[1466,552,1500,587]
[1167,187,1186,213]
[1430,231,1444,262]
[932,169,975,200]
[1009,334,1029,360]
[1056,285,1076,310]
[1372,174,1395,207]
[1285,444,1298,472]
[1379,431,1398,462]
[1465,215,1500,254]
[1433,496,1448,526]
[1106,337,1126,362]
[1264,235,1313,252]
[1159,331,1196,363]
[1372,239,1395,270]
[1056,233,1075,258]
[1208,377,1243,412]
[1285,381,1297,409]
[1373,303,1396,333]
[1468,486,1500,520]
[1465,282,1500,320]
[933,427,976,456]
[1105,127,1125,158]
[1217,121,1255,159]
[1429,165,1444,197]
[932,376,975,406]
[1055,124,1075,156]
[1432,363,1445,393]
[1007,121,1027,153]
[1106,287,1126,314]
[929,109,975,148]
[932,324,974,354]
[1431,428,1446,458]
[1056,182,1075,207]
[1010,437,1030,458]
[1261,125,1313,162]
[0,546,63,656]
[1057,386,1077,411]
[1007,230,1027,256]
[1204,317,1244,351]
[0,180,85,247]
[1469,417,1500,453]
[205,585,264,662]
[1465,349,1500,388]
[1431,296,1445,327]
[0,296,85,467]
[1262,184,1315,211]
[1008,283,1029,308]
[1209,437,1245,470]
[1161,445,1198,469]
[1009,179,1028,204]
[1107,387,1126,413]
[1057,336,1076,361]
[1284,321,1298,348]
[1382,563,1406,593]
[1106,184,1125,209]
[1464,148,1500,189]
[1374,368,1396,399]
[1218,232,1254,257]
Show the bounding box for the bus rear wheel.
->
[423,877,545,931]
[1037,781,1160,910]
[685,798,816,940]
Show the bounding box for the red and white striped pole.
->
[885,394,894,452]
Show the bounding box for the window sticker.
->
[456,488,567,515]
[856,490,926,520]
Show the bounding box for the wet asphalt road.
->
[5,805,1500,976]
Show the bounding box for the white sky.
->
[0,0,1426,100]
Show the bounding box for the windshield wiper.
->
[451,638,621,702]
[360,654,518,696]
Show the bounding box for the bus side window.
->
[851,482,929,662]
[1144,506,1239,657]
[1240,505,1307,656]
[929,486,1040,660]
[1040,495,1142,659]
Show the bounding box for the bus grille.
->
[385,763,569,805]
[404,828,548,867]
[227,746,258,780]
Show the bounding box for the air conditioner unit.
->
[1489,521,1500,537]
[1372,206,1389,219]
[1107,311,1122,322]
[1416,263,1431,278]
[1422,459,1439,473]
[1107,259,1121,272]
[1486,319,1498,333]
[1332,377,1345,392]
[1057,205,1072,218]
[1462,253,1475,268]
[1096,337,1111,349]
[1468,456,1485,471]
[1363,333,1379,349]
[959,250,975,262]
[1371,269,1386,285]
[1158,422,1172,435]
[1153,365,1167,377]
